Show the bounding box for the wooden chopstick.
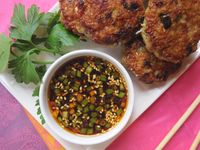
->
[190,131,200,150]
[156,95,200,150]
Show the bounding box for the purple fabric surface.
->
[0,83,48,150]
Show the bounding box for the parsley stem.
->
[27,41,52,53]
[39,48,55,53]
[10,50,18,57]
[32,60,54,65]
[28,41,56,53]
[29,41,38,47]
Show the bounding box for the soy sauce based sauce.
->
[48,56,128,135]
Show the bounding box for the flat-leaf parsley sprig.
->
[0,4,79,124]
[0,4,79,84]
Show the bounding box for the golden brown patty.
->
[122,41,181,84]
[181,0,200,52]
[142,0,200,63]
[59,0,144,45]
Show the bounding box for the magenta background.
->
[0,84,48,150]
[0,0,200,150]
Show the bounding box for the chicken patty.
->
[122,41,181,84]
[59,0,144,45]
[142,0,200,63]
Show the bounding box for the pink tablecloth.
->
[0,84,48,150]
[0,0,200,150]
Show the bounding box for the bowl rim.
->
[39,49,134,145]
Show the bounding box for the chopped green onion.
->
[62,111,68,118]
[117,91,125,98]
[97,65,102,70]
[95,125,102,131]
[86,66,93,74]
[105,68,111,74]
[73,83,80,91]
[80,128,87,134]
[81,99,89,107]
[87,128,94,135]
[120,84,125,91]
[89,122,94,128]
[91,112,98,118]
[116,108,123,115]
[83,106,89,113]
[106,89,113,95]
[57,116,62,122]
[63,79,68,85]
[89,104,95,111]
[98,88,104,94]
[90,117,97,123]
[105,123,111,129]
[83,62,88,68]
[96,106,103,112]
[64,85,69,90]
[86,86,92,91]
[100,75,107,82]
[76,70,81,78]
[54,88,61,95]
[58,76,64,81]
[76,111,82,116]
[77,105,83,111]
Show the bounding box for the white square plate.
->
[0,2,199,150]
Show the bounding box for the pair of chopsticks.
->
[156,95,200,150]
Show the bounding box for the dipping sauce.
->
[48,56,127,135]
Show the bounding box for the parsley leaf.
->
[35,99,39,106]
[8,51,40,84]
[6,4,79,85]
[32,86,46,124]
[37,107,41,115]
[0,34,12,72]
[12,40,34,52]
[33,87,46,125]
[40,12,55,26]
[32,86,40,97]
[40,114,46,124]
[32,35,47,45]
[47,11,60,33]
[35,99,46,124]
[46,23,79,52]
[35,99,40,106]
[35,65,47,80]
[10,4,43,41]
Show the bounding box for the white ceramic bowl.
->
[40,49,134,145]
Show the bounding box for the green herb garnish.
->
[0,4,79,84]
[0,4,79,124]
[0,35,12,72]
[33,86,45,124]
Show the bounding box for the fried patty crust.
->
[122,41,181,84]
[59,0,144,45]
[142,0,200,63]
